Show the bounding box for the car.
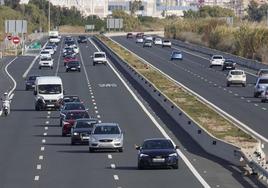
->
[39,56,54,69]
[261,87,268,102]
[154,38,162,45]
[136,32,144,38]
[65,40,76,48]
[162,40,172,48]
[222,59,236,71]
[59,95,81,109]
[126,33,133,39]
[40,50,51,59]
[66,61,81,72]
[59,102,86,126]
[48,43,57,52]
[25,75,39,90]
[44,46,55,55]
[71,118,98,145]
[136,37,144,43]
[136,138,179,169]
[62,110,90,136]
[170,51,183,60]
[72,46,79,54]
[63,47,75,57]
[226,69,246,87]
[209,55,225,67]
[144,35,153,41]
[92,52,107,66]
[63,55,77,66]
[256,69,268,77]
[78,35,87,43]
[254,76,268,97]
[143,40,152,48]
[88,123,123,152]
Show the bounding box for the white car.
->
[261,86,268,102]
[210,55,225,67]
[39,56,53,69]
[145,36,153,41]
[92,52,107,66]
[226,70,246,87]
[72,46,79,54]
[44,46,55,55]
[256,69,268,77]
[154,38,162,45]
[254,76,268,97]
[40,50,52,59]
[136,38,144,43]
[162,40,172,48]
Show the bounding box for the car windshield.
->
[41,51,49,54]
[79,36,86,39]
[76,121,96,128]
[64,103,85,110]
[45,47,52,50]
[155,38,161,41]
[260,70,268,75]
[66,112,89,120]
[142,140,174,150]
[68,61,79,65]
[231,71,243,75]
[95,53,105,58]
[29,76,38,80]
[225,60,234,64]
[50,36,58,39]
[173,52,181,55]
[38,84,62,94]
[41,57,52,61]
[259,79,268,84]
[213,56,223,59]
[63,96,80,102]
[163,40,170,43]
[93,125,120,134]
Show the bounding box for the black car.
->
[71,118,98,144]
[136,138,179,169]
[78,36,87,43]
[25,75,39,90]
[222,59,236,71]
[66,61,81,72]
[126,33,133,39]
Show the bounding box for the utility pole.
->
[48,1,51,32]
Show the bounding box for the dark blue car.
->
[25,75,39,90]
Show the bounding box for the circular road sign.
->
[12,36,20,45]
[7,35,12,40]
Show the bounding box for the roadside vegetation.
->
[97,34,257,149]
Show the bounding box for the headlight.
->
[139,153,149,157]
[169,153,178,157]
[114,136,122,142]
[73,132,79,136]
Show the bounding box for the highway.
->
[0,35,266,188]
[112,36,268,139]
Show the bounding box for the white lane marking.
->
[111,164,116,169]
[234,94,238,96]
[92,99,95,102]
[4,57,18,97]
[37,164,41,170]
[95,111,99,114]
[48,111,51,115]
[97,115,101,119]
[262,108,267,111]
[39,155,44,160]
[229,91,232,94]
[45,127,48,130]
[247,100,251,103]
[91,96,95,99]
[113,175,119,180]
[47,116,50,119]
[108,154,112,159]
[55,39,64,76]
[93,102,97,105]
[41,147,45,151]
[94,106,98,109]
[34,176,39,181]
[42,139,46,143]
[9,93,14,99]
[241,97,245,99]
[98,120,102,123]
[43,132,47,136]
[90,38,211,188]
[22,55,40,78]
[45,121,49,124]
[254,104,259,107]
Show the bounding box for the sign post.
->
[12,36,20,56]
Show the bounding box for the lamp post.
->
[48,1,51,32]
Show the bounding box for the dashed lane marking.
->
[41,147,45,151]
[108,154,112,159]
[45,127,48,130]
[113,175,119,180]
[43,132,47,136]
[42,139,46,143]
[34,176,39,181]
[111,164,116,169]
[37,164,41,170]
[39,155,43,160]
[45,121,49,124]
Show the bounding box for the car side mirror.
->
[34,90,37,95]
[175,145,179,149]
[135,145,140,150]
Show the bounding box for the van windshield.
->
[38,84,62,94]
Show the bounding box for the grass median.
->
[97,35,257,149]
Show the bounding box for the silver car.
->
[261,87,268,103]
[89,123,123,152]
[254,76,268,97]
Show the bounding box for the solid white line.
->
[4,57,18,97]
[113,175,119,180]
[90,38,211,188]
[22,55,39,78]
[34,176,39,181]
[111,164,116,169]
[41,146,45,151]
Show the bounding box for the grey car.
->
[89,123,123,152]
[254,76,268,97]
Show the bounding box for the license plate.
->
[71,68,76,70]
[82,136,89,140]
[152,158,165,163]
[47,104,54,107]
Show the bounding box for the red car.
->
[61,110,90,136]
[64,55,78,66]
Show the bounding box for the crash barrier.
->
[93,35,268,183]
[170,39,268,71]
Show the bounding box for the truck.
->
[49,30,60,43]
[34,76,64,110]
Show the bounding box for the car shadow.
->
[58,150,89,154]
[44,143,71,146]
[34,134,62,137]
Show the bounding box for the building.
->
[0,0,4,5]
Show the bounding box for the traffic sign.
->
[12,36,20,44]
[7,35,12,40]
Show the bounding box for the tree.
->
[247,1,263,21]
[130,0,142,16]
[4,0,20,9]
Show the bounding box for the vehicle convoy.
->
[48,30,60,43]
[136,138,179,169]
[254,76,268,97]
[92,52,107,66]
[61,110,90,136]
[71,118,98,145]
[34,76,64,111]
[39,56,54,69]
[226,69,246,87]
[25,75,39,90]
[89,123,123,152]
[210,55,225,67]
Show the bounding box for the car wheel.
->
[118,148,123,152]
[93,62,96,66]
[71,140,75,145]
[66,69,68,72]
[138,162,144,170]
[78,69,81,72]
[254,93,259,98]
[227,83,230,87]
[35,105,40,111]
[261,99,265,103]
[62,132,66,137]
[173,164,179,169]
[25,86,29,91]
[209,65,212,68]
[89,148,94,153]
[64,63,66,66]
[243,83,246,87]
[39,66,41,69]
[51,66,53,69]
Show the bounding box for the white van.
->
[49,31,60,43]
[34,76,64,110]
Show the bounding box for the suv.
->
[92,52,107,66]
[66,61,81,72]
[222,59,236,71]
[143,40,152,48]
[226,70,246,87]
[210,55,224,67]
[254,76,268,97]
